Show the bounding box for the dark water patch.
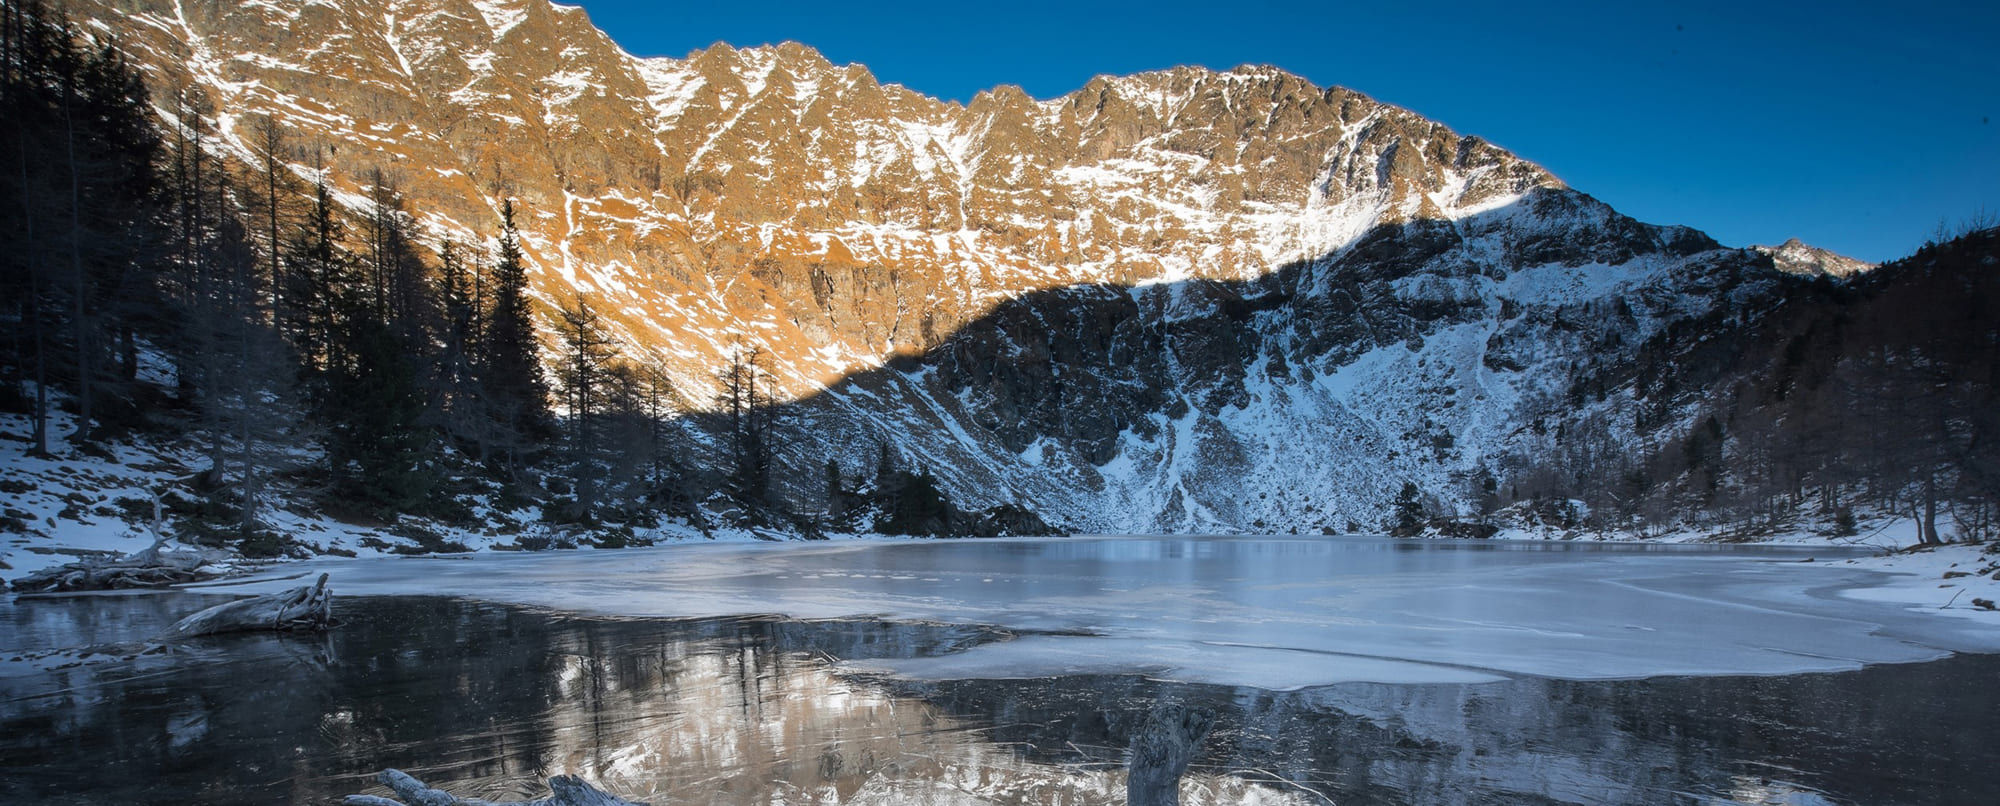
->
[889,654,2000,805]
[0,592,1993,805]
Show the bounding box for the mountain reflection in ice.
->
[0,596,1308,805]
[3,593,1996,805]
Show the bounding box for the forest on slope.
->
[0,1,995,560]
[1564,222,2000,544]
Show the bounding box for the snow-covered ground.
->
[1821,540,2000,619]
[0,407,836,584]
[1494,512,2000,626]
[0,412,213,581]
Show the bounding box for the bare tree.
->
[554,295,617,521]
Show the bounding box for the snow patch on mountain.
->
[470,0,530,38]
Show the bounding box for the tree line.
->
[1486,222,2000,544]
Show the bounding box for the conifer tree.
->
[713,345,778,508]
[825,459,844,514]
[1390,481,1425,536]
[248,114,292,316]
[281,171,352,383]
[479,198,550,474]
[0,1,163,446]
[328,309,432,514]
[432,239,491,455]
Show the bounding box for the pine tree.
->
[1390,481,1425,536]
[713,345,779,508]
[280,171,354,383]
[0,2,164,446]
[714,345,750,471]
[327,310,432,514]
[883,466,951,536]
[479,198,550,474]
[638,363,676,496]
[874,441,894,489]
[314,176,439,515]
[432,239,492,458]
[824,459,844,515]
[248,114,292,317]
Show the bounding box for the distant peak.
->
[1753,239,1874,277]
[1226,63,1299,80]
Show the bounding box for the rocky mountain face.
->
[1754,238,1875,278]
[74,0,1861,532]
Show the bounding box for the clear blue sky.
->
[569,0,1996,263]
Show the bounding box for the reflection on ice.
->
[0,596,1315,805]
[2,593,1995,805]
[195,536,2000,688]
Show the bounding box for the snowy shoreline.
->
[5,405,1994,650]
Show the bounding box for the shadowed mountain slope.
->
[771,188,1791,533]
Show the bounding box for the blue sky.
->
[570,0,1996,262]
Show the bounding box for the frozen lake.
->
[5,536,1997,804]
[185,535,2000,687]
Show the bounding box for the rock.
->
[1973,598,1996,611]
[1126,704,1215,806]
[344,768,645,806]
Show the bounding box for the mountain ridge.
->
[84,0,1584,381]
[63,0,1871,533]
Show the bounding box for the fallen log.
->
[343,769,646,806]
[7,551,213,592]
[166,573,332,638]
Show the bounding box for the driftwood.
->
[7,549,212,592]
[344,769,646,806]
[166,573,332,637]
[10,495,217,592]
[1127,704,1216,806]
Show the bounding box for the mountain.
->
[65,0,1870,533]
[1755,238,1874,278]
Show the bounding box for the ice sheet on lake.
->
[190,537,2000,690]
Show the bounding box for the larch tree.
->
[553,295,617,521]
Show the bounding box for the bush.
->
[236,528,293,558]
[388,522,471,554]
[592,526,653,549]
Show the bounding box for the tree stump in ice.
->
[343,768,647,806]
[166,573,332,637]
[1126,703,1215,806]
